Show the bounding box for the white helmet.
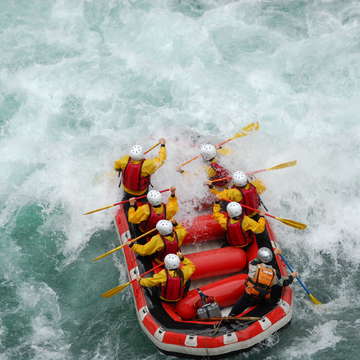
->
[147,190,162,206]
[156,220,173,236]
[200,144,217,161]
[257,247,273,263]
[226,202,243,218]
[232,171,248,187]
[129,144,144,161]
[164,253,181,270]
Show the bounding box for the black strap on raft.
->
[259,196,268,212]
[117,169,122,188]
[177,268,185,287]
[197,288,212,305]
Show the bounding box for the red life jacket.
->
[226,215,254,247]
[209,162,230,187]
[139,204,166,233]
[122,158,150,192]
[160,269,184,302]
[157,232,180,262]
[236,184,260,215]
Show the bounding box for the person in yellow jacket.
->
[128,187,179,235]
[137,253,195,302]
[127,219,187,264]
[176,143,230,188]
[208,170,266,217]
[114,138,167,200]
[213,201,266,248]
[199,144,231,188]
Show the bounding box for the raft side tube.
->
[183,214,225,245]
[186,247,247,280]
[175,273,248,320]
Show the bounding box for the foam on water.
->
[1,0,360,359]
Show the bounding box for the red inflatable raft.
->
[112,206,294,357]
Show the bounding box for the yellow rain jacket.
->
[131,224,187,261]
[114,146,167,196]
[210,179,266,216]
[139,257,195,287]
[128,195,179,225]
[212,204,266,234]
[205,164,217,179]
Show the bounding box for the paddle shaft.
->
[248,168,271,175]
[209,160,297,184]
[179,155,201,168]
[135,262,164,282]
[178,122,259,169]
[144,142,160,155]
[112,188,171,207]
[222,200,306,230]
[93,227,157,261]
[83,188,170,215]
[101,262,164,298]
[231,202,276,221]
[199,316,260,322]
[216,137,239,148]
[209,176,231,184]
[248,161,297,175]
[280,255,310,295]
[216,122,259,148]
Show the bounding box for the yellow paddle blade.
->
[217,147,233,156]
[92,244,123,261]
[176,168,191,175]
[101,282,130,298]
[242,121,260,132]
[275,217,307,230]
[230,122,260,140]
[83,204,114,215]
[309,293,322,305]
[268,160,297,171]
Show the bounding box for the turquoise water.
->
[1,0,360,359]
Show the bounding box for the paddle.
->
[217,147,232,156]
[177,122,259,172]
[198,316,261,322]
[222,201,307,230]
[216,121,259,148]
[280,255,322,305]
[101,262,164,298]
[208,160,297,184]
[82,188,171,215]
[208,176,232,184]
[92,227,157,262]
[144,142,160,155]
[247,160,297,176]
[245,204,306,230]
